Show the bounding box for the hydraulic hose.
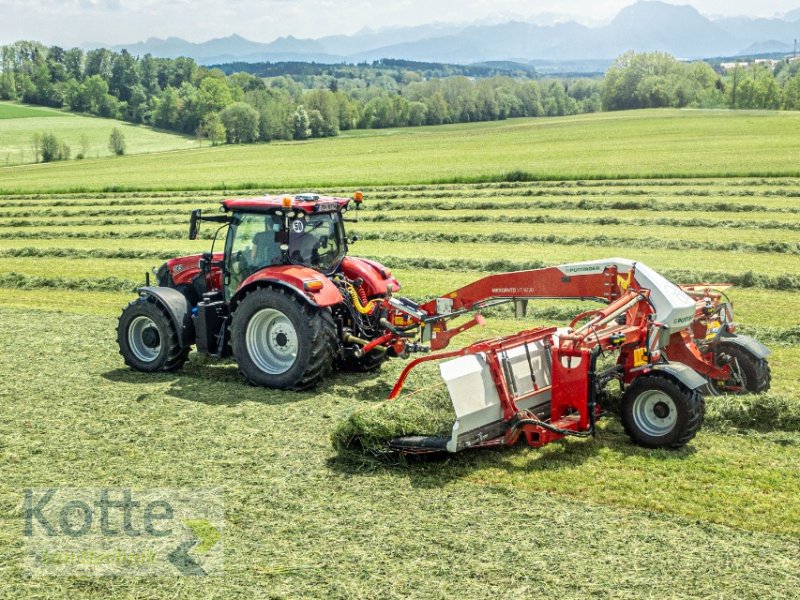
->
[345,283,379,315]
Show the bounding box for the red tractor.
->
[118,192,403,390]
[117,192,770,450]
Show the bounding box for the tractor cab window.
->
[225,213,283,298]
[288,212,345,273]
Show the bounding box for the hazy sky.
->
[2,0,799,47]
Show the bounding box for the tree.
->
[198,113,226,146]
[244,88,292,141]
[407,101,427,126]
[308,109,326,137]
[152,85,181,129]
[303,89,339,136]
[292,105,311,140]
[110,49,139,102]
[40,132,70,162]
[196,76,233,120]
[219,102,259,143]
[108,128,126,155]
[785,73,800,110]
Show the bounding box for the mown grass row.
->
[4,192,799,212]
[369,198,800,213]
[4,252,800,295]
[2,178,800,202]
[6,206,800,230]
[4,223,800,257]
[352,231,800,256]
[363,213,800,232]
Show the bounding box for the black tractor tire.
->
[117,296,190,372]
[706,343,771,396]
[338,350,388,372]
[621,375,704,449]
[231,287,336,390]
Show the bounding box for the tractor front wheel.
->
[621,375,704,449]
[117,296,189,372]
[231,287,336,390]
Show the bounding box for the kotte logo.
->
[23,488,223,577]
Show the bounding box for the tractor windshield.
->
[288,212,345,273]
[225,213,284,298]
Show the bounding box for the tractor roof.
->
[222,193,352,214]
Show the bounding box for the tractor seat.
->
[252,231,279,265]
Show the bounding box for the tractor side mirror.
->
[189,209,201,240]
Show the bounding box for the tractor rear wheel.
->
[706,343,771,396]
[117,296,190,372]
[231,287,336,390]
[621,375,704,449]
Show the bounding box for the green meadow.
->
[0,101,200,166]
[1,110,799,598]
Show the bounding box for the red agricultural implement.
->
[117,192,770,452]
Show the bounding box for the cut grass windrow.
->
[351,231,800,256]
[0,229,206,240]
[3,250,800,292]
[5,209,800,235]
[0,272,137,293]
[370,198,800,214]
[4,225,800,258]
[0,216,185,228]
[369,256,800,292]
[0,247,183,260]
[0,207,217,218]
[361,213,800,232]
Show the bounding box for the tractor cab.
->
[221,194,351,299]
[188,192,358,301]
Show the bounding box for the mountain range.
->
[98,2,800,67]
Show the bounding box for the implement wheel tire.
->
[707,343,771,396]
[231,287,336,390]
[621,375,704,449]
[117,296,189,372]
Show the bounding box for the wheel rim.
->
[632,389,678,437]
[128,316,161,362]
[245,308,298,375]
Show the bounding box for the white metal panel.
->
[439,354,502,420]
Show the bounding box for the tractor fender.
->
[718,333,771,359]
[136,286,195,348]
[647,362,707,391]
[231,265,343,310]
[341,256,401,296]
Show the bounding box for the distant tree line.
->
[602,51,800,111]
[0,41,601,145]
[3,41,800,149]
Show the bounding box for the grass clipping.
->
[704,393,800,432]
[332,381,456,457]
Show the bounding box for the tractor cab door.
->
[224,213,283,301]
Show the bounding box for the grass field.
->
[1,111,800,598]
[2,109,800,192]
[0,102,200,166]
